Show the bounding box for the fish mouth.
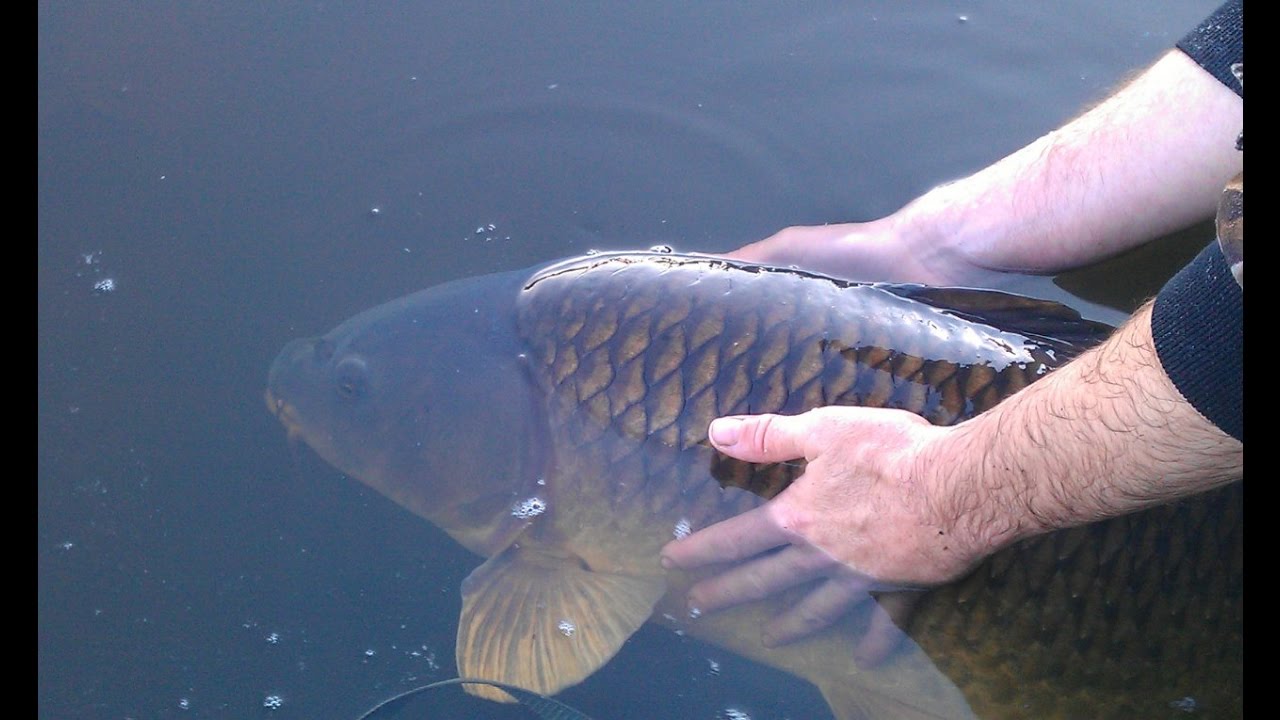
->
[264,387,305,443]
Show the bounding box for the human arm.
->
[732,49,1243,286]
[660,293,1242,640]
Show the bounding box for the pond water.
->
[39,3,1234,719]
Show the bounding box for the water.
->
[38,3,1228,719]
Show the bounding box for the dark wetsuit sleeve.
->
[1152,2,1244,443]
[1176,0,1243,98]
[1152,242,1243,442]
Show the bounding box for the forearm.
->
[893,50,1242,275]
[934,301,1243,557]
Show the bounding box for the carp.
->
[266,252,1241,719]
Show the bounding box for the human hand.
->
[661,407,985,653]
[728,220,1013,288]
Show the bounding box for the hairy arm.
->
[661,302,1243,624]
[931,300,1243,561]
[733,50,1243,285]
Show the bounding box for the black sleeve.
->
[1176,0,1244,98]
[1151,242,1243,442]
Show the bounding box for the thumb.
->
[708,413,811,463]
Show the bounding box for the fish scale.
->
[517,254,1072,507]
[514,254,1240,718]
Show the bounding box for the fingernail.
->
[709,417,743,447]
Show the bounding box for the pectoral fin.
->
[456,545,667,702]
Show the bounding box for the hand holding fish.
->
[664,303,1242,652]
[661,406,982,657]
[728,50,1243,288]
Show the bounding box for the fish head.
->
[265,270,549,556]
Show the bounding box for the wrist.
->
[887,180,1033,287]
[908,420,1026,579]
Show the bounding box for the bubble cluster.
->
[511,497,547,519]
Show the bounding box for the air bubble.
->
[511,497,547,519]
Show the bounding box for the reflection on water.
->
[40,2,1236,719]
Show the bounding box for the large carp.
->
[266,252,1242,719]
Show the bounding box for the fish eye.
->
[334,356,368,401]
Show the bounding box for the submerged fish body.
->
[267,252,1242,719]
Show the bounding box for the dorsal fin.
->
[877,283,1115,360]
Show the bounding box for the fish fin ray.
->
[456,545,666,702]
[816,624,978,720]
[876,284,1113,359]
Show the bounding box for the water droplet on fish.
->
[265,632,280,645]
[649,244,673,253]
[177,698,191,711]
[263,694,284,710]
[557,619,576,637]
[707,659,721,676]
[719,708,751,720]
[1170,696,1198,713]
[689,606,702,619]
[511,497,547,519]
[93,277,116,294]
